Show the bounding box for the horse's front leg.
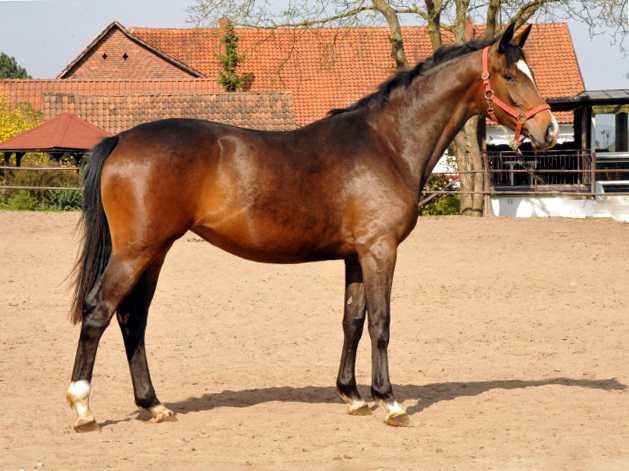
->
[359,238,411,427]
[336,259,372,416]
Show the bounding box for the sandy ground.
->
[1,210,628,471]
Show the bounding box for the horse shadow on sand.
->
[111,376,626,425]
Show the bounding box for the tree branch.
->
[236,5,376,28]
[423,0,444,49]
[509,0,560,31]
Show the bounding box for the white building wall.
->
[491,195,629,222]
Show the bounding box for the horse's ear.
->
[513,24,532,48]
[498,22,516,54]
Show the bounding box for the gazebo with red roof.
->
[0,112,112,167]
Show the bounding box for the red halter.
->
[481,46,551,147]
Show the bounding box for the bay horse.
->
[67,22,558,432]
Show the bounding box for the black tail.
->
[69,135,120,324]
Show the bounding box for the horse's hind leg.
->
[116,253,175,423]
[336,260,372,416]
[67,249,163,432]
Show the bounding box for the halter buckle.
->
[481,71,490,81]
[484,89,494,101]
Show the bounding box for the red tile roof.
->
[0,112,113,152]
[128,23,584,125]
[0,78,221,111]
[42,91,296,134]
[3,22,583,130]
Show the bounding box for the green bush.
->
[0,153,81,211]
[419,173,460,216]
[0,189,42,210]
[45,188,82,211]
[420,194,460,216]
[4,167,79,193]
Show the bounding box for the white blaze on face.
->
[515,59,559,140]
[515,60,538,92]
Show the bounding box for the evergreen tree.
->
[215,20,250,92]
[0,53,31,79]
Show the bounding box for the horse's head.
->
[480,22,558,149]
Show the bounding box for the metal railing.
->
[420,150,629,206]
[489,149,591,188]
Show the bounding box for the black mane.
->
[328,36,525,116]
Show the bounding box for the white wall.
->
[491,195,629,222]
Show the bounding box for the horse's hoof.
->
[153,413,177,424]
[385,412,412,427]
[148,404,177,423]
[73,418,100,433]
[348,403,373,416]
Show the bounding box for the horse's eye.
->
[504,73,514,82]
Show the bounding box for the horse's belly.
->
[191,216,351,264]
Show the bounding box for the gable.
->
[59,22,204,80]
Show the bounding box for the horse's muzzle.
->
[528,114,558,150]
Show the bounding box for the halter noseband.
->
[481,46,550,147]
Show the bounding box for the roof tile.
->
[0,112,113,152]
[42,92,296,134]
[0,78,221,111]
[130,23,584,125]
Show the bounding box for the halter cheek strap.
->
[481,46,551,147]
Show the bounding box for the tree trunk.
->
[452,117,484,216]
[424,0,443,50]
[450,6,483,216]
[371,0,410,70]
[486,0,500,37]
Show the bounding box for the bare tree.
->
[188,0,627,216]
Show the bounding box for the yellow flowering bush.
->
[0,92,42,143]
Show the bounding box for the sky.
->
[0,0,627,91]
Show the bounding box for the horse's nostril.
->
[546,123,558,143]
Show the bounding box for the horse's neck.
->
[373,52,482,192]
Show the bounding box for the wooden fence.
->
[4,150,629,210]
